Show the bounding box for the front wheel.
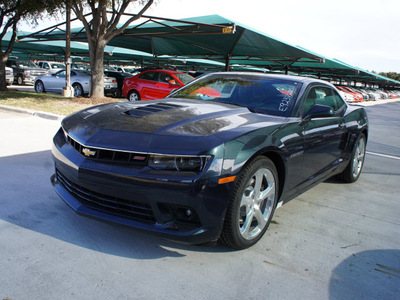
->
[17,76,24,85]
[35,80,45,93]
[72,83,83,97]
[338,133,366,183]
[220,157,278,249]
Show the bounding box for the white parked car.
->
[338,90,355,102]
[34,69,118,97]
[5,67,14,85]
[37,61,66,75]
[114,66,137,74]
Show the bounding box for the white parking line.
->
[366,151,400,160]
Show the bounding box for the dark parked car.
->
[104,70,133,97]
[51,73,368,249]
[6,59,48,85]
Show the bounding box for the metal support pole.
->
[225,55,231,72]
[62,2,73,97]
[284,66,289,75]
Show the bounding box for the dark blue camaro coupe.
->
[51,73,368,249]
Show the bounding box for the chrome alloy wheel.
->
[352,136,366,179]
[73,84,83,97]
[238,168,276,240]
[35,81,44,93]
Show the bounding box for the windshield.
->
[18,60,38,68]
[174,73,195,85]
[168,74,302,117]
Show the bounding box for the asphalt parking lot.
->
[0,101,399,299]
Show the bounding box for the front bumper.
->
[23,75,36,85]
[104,87,119,96]
[51,129,233,244]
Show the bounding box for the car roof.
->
[140,69,187,75]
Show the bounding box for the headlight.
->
[148,154,211,172]
[24,70,31,75]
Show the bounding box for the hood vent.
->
[124,103,184,118]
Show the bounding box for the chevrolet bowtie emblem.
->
[82,148,96,157]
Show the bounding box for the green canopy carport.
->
[21,15,323,70]
[16,14,400,87]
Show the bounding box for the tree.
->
[379,72,400,82]
[0,0,63,91]
[70,0,154,98]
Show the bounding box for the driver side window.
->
[303,86,338,115]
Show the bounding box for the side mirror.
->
[168,80,178,86]
[303,104,334,119]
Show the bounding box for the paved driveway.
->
[0,103,399,299]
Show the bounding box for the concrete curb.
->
[0,104,64,121]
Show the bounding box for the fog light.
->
[185,209,192,217]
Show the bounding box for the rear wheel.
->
[220,157,278,249]
[34,80,45,93]
[72,83,83,97]
[338,133,366,183]
[128,90,140,101]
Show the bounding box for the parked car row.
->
[5,57,399,101]
[335,85,399,102]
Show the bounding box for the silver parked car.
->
[34,69,118,97]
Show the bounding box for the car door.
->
[137,71,159,100]
[47,70,66,91]
[154,72,178,99]
[300,86,347,185]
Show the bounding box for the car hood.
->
[62,99,285,154]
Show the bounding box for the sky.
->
[19,0,400,73]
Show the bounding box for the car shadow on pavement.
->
[329,249,400,299]
[0,150,234,259]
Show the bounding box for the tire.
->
[220,157,278,249]
[34,80,45,93]
[128,90,140,101]
[72,83,83,97]
[17,76,23,85]
[337,133,366,183]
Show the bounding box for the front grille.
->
[56,169,156,223]
[31,71,47,76]
[67,135,148,165]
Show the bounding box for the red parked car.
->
[122,69,194,101]
[336,86,363,102]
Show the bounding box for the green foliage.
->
[379,72,400,82]
[0,0,66,90]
